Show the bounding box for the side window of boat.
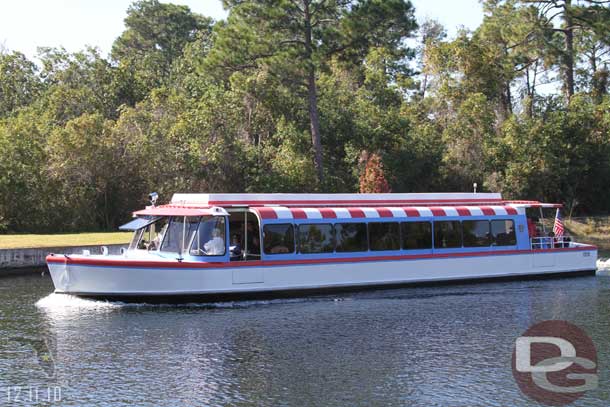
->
[434,221,462,248]
[298,223,334,253]
[369,222,400,251]
[263,224,295,255]
[401,222,432,249]
[335,223,368,252]
[462,220,491,247]
[491,220,517,246]
[190,216,226,256]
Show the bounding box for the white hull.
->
[47,247,597,301]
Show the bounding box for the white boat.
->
[46,192,597,302]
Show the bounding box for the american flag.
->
[553,208,564,237]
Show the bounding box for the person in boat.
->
[547,230,556,249]
[562,233,572,248]
[527,217,540,249]
[204,228,225,255]
[149,223,167,251]
[527,217,538,237]
[230,234,242,258]
[246,222,261,256]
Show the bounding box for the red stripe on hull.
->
[46,245,596,270]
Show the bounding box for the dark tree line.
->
[0,0,609,233]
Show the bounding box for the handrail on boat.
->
[530,236,572,250]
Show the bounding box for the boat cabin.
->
[119,193,566,263]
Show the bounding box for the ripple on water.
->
[34,292,326,312]
[36,293,124,310]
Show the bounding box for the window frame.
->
[368,221,401,252]
[334,222,369,253]
[297,223,335,254]
[189,216,227,257]
[491,219,517,246]
[433,220,463,249]
[263,223,296,255]
[462,220,491,248]
[401,221,433,250]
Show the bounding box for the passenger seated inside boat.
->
[246,221,261,259]
[203,229,225,255]
[230,234,242,259]
[190,216,226,256]
[130,217,168,251]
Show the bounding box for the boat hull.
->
[46,246,597,303]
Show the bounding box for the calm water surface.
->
[1,271,609,406]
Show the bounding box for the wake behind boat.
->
[45,192,597,303]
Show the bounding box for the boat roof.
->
[169,193,561,209]
[251,205,522,220]
[133,205,228,217]
[171,192,505,206]
[129,194,561,218]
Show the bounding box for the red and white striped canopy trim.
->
[252,205,522,220]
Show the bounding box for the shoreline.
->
[0,242,128,273]
[0,217,607,272]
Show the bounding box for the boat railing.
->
[530,236,572,250]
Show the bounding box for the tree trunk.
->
[307,70,324,183]
[505,81,513,116]
[303,0,323,183]
[421,72,428,98]
[563,0,575,102]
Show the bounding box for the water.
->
[1,271,610,406]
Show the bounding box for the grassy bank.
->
[0,232,131,249]
[565,217,610,254]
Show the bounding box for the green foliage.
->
[0,107,56,232]
[1,0,610,233]
[111,0,213,99]
[0,51,43,118]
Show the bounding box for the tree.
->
[0,107,54,232]
[111,0,213,99]
[46,113,117,230]
[0,51,42,118]
[359,152,391,193]
[416,19,446,98]
[523,0,610,103]
[38,47,121,122]
[207,0,417,184]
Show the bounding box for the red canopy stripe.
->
[347,208,366,218]
[376,208,394,218]
[430,207,446,216]
[319,208,338,218]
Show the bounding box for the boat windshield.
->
[190,216,226,256]
[160,216,200,254]
[129,217,169,251]
[129,215,228,255]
